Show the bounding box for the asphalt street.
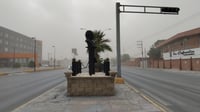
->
[122,66,200,112]
[0,69,65,112]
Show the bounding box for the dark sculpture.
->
[77,60,82,74]
[72,58,82,76]
[72,58,77,76]
[85,30,96,75]
[104,58,110,76]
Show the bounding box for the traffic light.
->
[161,7,180,14]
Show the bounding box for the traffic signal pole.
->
[116,3,121,77]
[115,2,180,77]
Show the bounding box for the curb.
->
[125,82,169,112]
[24,68,64,73]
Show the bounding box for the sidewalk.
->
[0,68,25,76]
[12,81,162,112]
[0,67,64,76]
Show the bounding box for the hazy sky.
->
[0,0,200,60]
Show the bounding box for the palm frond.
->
[86,30,112,60]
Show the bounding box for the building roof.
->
[157,27,200,48]
[154,40,166,47]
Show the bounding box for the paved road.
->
[122,66,200,112]
[0,70,65,112]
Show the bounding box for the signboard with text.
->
[163,47,200,60]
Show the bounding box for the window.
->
[5,33,8,38]
[15,59,18,63]
[19,44,22,48]
[5,41,8,45]
[0,32,3,36]
[9,59,13,62]
[4,47,8,52]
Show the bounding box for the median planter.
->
[64,72,116,96]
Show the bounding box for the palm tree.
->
[93,30,112,62]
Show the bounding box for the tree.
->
[93,30,112,62]
[148,45,161,59]
[28,61,34,67]
[121,54,130,62]
[13,63,21,68]
[88,30,112,72]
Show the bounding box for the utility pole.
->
[115,2,180,77]
[137,41,144,68]
[144,48,147,68]
[52,46,56,69]
[34,39,36,72]
[48,53,50,66]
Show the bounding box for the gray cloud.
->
[0,0,200,60]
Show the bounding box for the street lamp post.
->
[52,46,56,69]
[116,2,180,77]
[32,37,36,72]
[48,52,50,67]
[13,48,15,68]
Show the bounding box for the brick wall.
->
[186,36,200,48]
[172,59,180,69]
[164,60,171,69]
[127,57,200,71]
[159,60,164,68]
[153,60,159,68]
[192,58,200,71]
[148,58,200,71]
[181,59,192,70]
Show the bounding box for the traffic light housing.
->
[161,7,180,14]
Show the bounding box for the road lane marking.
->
[125,82,140,93]
[140,89,170,106]
[125,81,169,112]
[140,93,168,112]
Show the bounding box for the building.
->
[156,27,200,70]
[0,26,42,67]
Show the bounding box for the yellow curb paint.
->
[0,72,8,76]
[115,77,125,84]
[140,94,168,112]
[125,81,168,112]
[125,82,139,93]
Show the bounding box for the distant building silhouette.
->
[0,26,42,67]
